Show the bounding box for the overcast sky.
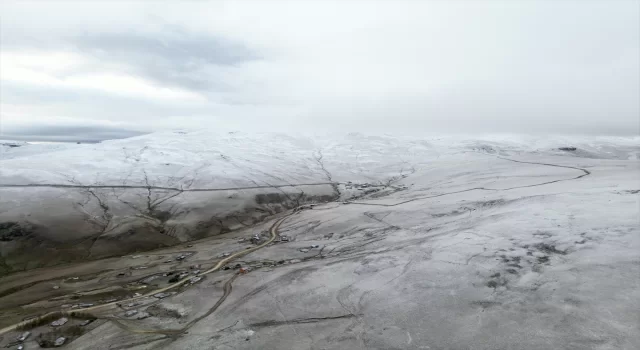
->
[1,0,638,141]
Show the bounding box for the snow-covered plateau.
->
[0,131,638,349]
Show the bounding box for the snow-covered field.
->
[2,132,638,186]
[0,132,638,349]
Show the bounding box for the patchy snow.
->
[0,131,638,349]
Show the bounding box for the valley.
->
[0,132,638,349]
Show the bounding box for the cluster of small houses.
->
[343,181,384,191]
[342,181,388,197]
[12,316,95,349]
[15,227,338,349]
[9,229,334,349]
[237,231,271,245]
[125,231,316,290]
[298,245,320,253]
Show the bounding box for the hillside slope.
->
[0,132,638,273]
[0,132,638,349]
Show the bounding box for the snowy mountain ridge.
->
[0,131,637,273]
[2,131,638,187]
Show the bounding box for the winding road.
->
[347,155,591,207]
[0,214,291,336]
[0,155,593,339]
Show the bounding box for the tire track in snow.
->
[346,156,591,207]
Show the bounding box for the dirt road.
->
[0,213,291,336]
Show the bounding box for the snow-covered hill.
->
[0,131,639,349]
[0,140,79,161]
[0,131,638,273]
[1,132,638,185]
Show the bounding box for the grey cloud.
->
[2,81,267,124]
[70,26,259,91]
[1,22,259,92]
[0,0,637,139]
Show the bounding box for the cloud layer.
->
[1,0,638,141]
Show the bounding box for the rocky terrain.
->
[0,132,638,349]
